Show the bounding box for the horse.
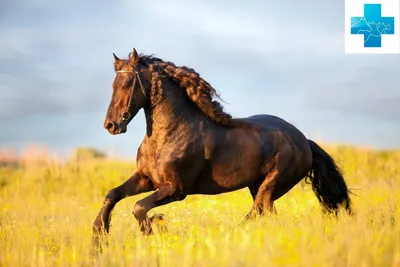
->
[92,48,352,244]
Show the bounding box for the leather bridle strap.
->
[116,67,145,122]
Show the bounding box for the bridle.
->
[116,65,145,122]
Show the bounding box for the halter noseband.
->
[115,66,145,122]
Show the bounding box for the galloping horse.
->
[92,48,351,242]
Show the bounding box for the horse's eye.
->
[123,79,132,89]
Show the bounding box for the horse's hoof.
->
[150,213,165,221]
[90,234,104,257]
[149,213,168,233]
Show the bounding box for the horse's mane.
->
[134,53,246,128]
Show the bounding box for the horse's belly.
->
[189,177,251,195]
[188,164,261,195]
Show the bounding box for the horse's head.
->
[104,48,149,135]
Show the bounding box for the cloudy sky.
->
[0,0,399,158]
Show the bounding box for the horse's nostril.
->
[105,121,115,130]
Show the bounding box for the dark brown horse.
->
[92,48,352,243]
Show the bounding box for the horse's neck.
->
[144,87,207,138]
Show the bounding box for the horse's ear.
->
[129,48,139,66]
[113,53,120,61]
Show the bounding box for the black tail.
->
[307,139,352,216]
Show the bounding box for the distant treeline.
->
[0,145,108,168]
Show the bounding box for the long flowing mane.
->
[135,53,246,127]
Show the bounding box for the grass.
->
[0,144,400,267]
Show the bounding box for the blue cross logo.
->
[351,4,394,47]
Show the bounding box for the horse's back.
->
[245,114,308,143]
[244,114,312,165]
[244,114,300,133]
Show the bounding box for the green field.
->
[1,144,400,267]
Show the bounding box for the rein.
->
[116,67,145,122]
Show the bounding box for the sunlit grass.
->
[1,145,400,266]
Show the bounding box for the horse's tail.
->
[307,139,352,216]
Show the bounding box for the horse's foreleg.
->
[132,183,185,235]
[92,172,154,247]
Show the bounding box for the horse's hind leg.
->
[248,181,261,201]
[247,180,276,215]
[245,170,278,220]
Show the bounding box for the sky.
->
[0,0,399,158]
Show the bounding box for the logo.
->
[345,0,400,54]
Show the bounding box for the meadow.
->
[0,144,399,267]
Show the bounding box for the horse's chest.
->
[138,139,200,187]
[139,146,186,185]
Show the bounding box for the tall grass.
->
[0,145,399,266]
